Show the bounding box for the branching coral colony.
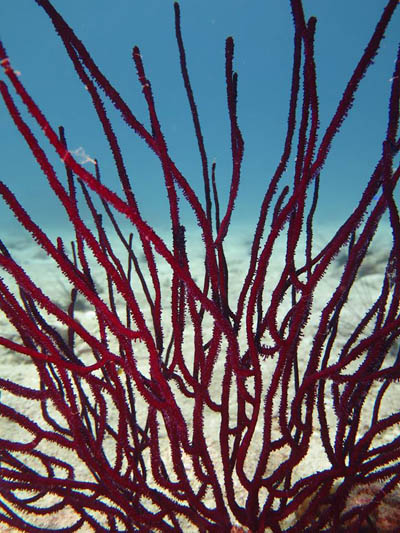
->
[0,0,399,531]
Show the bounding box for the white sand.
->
[0,222,399,531]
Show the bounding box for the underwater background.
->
[0,0,399,241]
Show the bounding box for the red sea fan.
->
[0,1,399,531]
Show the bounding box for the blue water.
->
[0,0,399,241]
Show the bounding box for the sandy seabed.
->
[0,222,399,531]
